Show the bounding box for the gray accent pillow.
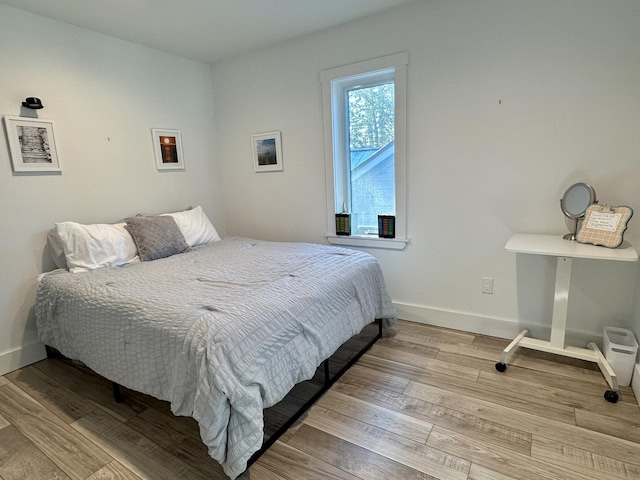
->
[124,215,189,261]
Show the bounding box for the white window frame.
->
[321,52,409,250]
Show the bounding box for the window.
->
[321,53,408,249]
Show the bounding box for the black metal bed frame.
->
[248,318,383,466]
[49,319,383,472]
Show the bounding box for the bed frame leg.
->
[112,382,124,403]
[45,345,63,359]
[323,359,330,385]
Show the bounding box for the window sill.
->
[326,235,409,250]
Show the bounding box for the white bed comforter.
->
[35,237,396,478]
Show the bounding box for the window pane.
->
[347,82,395,234]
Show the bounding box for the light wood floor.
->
[1,320,640,480]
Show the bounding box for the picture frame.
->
[152,128,184,171]
[252,131,283,172]
[576,204,633,249]
[3,115,61,173]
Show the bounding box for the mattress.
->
[35,237,396,478]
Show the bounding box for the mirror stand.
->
[563,218,580,241]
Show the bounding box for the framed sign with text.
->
[576,204,633,248]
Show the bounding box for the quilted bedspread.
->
[35,237,396,478]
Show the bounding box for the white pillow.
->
[55,221,140,273]
[162,206,221,247]
[47,227,69,269]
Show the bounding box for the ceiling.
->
[0,0,414,64]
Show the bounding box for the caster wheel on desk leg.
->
[495,362,507,372]
[604,390,619,403]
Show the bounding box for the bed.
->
[34,207,396,479]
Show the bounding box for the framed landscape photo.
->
[152,128,184,171]
[252,131,283,172]
[3,116,61,173]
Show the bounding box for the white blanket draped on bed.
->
[35,237,396,478]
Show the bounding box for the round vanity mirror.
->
[560,182,596,240]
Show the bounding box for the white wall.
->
[0,6,222,374]
[2,0,639,376]
[212,0,640,345]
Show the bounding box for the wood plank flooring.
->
[1,320,640,479]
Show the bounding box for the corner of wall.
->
[0,341,47,376]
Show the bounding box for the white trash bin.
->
[604,327,639,387]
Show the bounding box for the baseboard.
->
[392,302,603,348]
[0,340,47,376]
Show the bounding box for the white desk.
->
[499,234,638,402]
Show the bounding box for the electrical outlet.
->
[482,277,493,294]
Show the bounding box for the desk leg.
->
[496,257,572,371]
[588,342,619,402]
[550,257,571,349]
[498,253,622,403]
[496,329,529,371]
